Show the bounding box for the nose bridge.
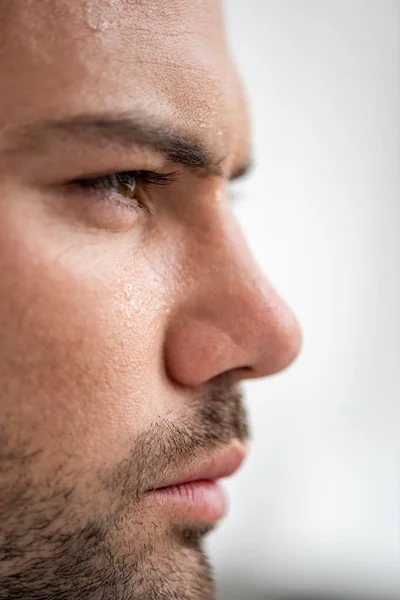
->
[165,205,301,387]
[194,209,269,322]
[201,211,300,368]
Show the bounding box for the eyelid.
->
[69,169,177,187]
[64,169,178,219]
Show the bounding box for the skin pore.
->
[0,1,301,599]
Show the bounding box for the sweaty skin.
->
[0,1,301,599]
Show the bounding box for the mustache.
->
[103,373,249,508]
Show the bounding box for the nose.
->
[165,201,302,388]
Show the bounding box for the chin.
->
[106,519,217,600]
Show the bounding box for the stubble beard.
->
[0,374,248,600]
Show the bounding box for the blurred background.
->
[208,2,400,599]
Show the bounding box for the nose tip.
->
[251,298,302,378]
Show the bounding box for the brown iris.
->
[114,173,137,199]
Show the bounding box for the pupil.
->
[116,173,136,197]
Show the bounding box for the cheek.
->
[0,216,170,483]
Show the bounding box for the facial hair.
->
[0,373,249,600]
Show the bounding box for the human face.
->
[0,1,301,599]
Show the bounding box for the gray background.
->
[208,2,400,599]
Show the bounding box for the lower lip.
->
[149,479,227,522]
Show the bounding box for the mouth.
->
[145,440,247,523]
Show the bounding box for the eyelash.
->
[69,169,177,213]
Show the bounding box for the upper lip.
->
[155,440,247,490]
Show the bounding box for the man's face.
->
[0,1,301,599]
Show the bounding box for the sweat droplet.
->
[124,284,133,300]
[85,2,111,32]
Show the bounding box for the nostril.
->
[228,365,255,383]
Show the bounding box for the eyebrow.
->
[3,113,252,181]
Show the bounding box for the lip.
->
[146,441,247,523]
[159,440,247,489]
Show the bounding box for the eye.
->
[64,169,177,231]
[71,170,176,210]
[112,172,137,199]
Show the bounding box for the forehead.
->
[0,0,249,172]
